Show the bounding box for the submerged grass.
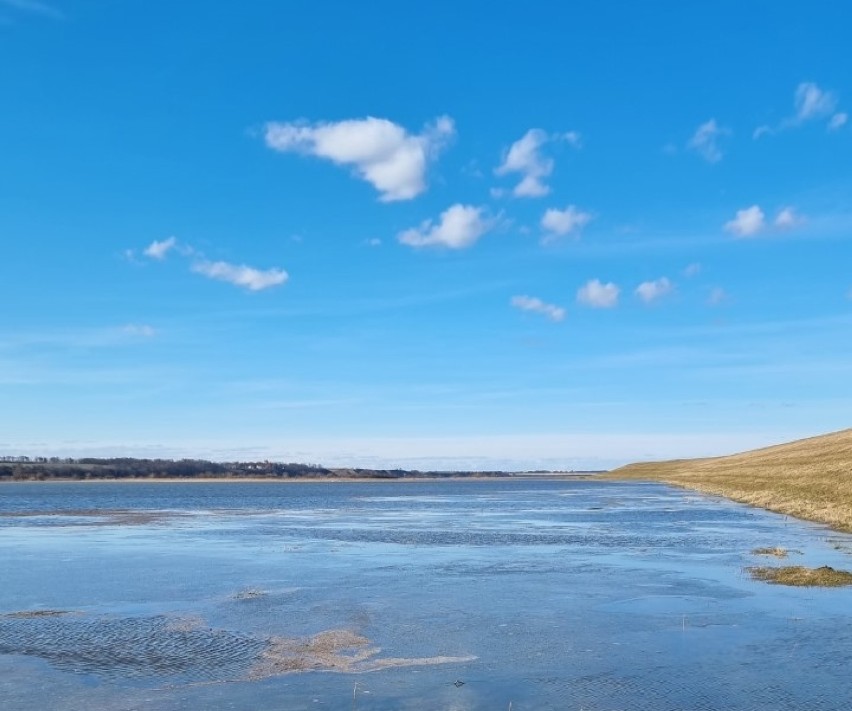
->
[747,565,852,587]
[752,547,789,558]
[606,428,852,532]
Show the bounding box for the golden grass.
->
[606,428,852,532]
[747,565,852,587]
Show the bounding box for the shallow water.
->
[1,479,850,710]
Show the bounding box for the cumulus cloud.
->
[577,279,619,308]
[510,295,566,322]
[191,260,288,291]
[683,263,702,278]
[495,129,553,197]
[495,128,580,198]
[687,119,729,163]
[398,204,493,249]
[143,236,177,260]
[264,115,455,202]
[540,205,593,242]
[724,205,804,237]
[635,277,674,304]
[724,205,766,237]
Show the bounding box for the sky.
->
[2,1,851,470]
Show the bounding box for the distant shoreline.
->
[0,473,598,484]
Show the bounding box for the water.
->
[1,479,850,710]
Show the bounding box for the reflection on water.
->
[1,479,851,710]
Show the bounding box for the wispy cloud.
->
[828,112,848,131]
[143,236,177,260]
[0,324,158,352]
[687,119,729,163]
[191,260,288,291]
[577,279,619,308]
[540,205,593,243]
[398,204,494,249]
[755,82,846,137]
[121,324,157,338]
[264,115,454,202]
[494,128,580,198]
[0,0,63,20]
[683,262,702,278]
[510,295,566,322]
[774,206,804,229]
[707,287,728,306]
[133,236,288,292]
[635,277,674,304]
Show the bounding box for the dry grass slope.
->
[606,428,852,532]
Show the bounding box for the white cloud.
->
[683,262,702,278]
[510,295,566,322]
[774,206,803,229]
[829,112,848,131]
[191,260,288,291]
[264,115,454,202]
[753,125,772,139]
[635,277,674,304]
[540,205,592,242]
[365,238,382,247]
[398,204,493,249]
[724,205,765,237]
[143,236,177,260]
[577,279,619,308]
[495,129,556,198]
[687,119,729,163]
[707,287,728,306]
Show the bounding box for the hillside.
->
[607,429,852,532]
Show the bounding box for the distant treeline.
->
[0,457,513,481]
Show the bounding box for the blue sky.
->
[2,1,851,469]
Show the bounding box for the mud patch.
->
[1,509,186,526]
[230,588,267,601]
[2,610,76,619]
[250,629,474,677]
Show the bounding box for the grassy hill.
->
[607,429,852,532]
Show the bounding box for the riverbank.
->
[607,428,852,533]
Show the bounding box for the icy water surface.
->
[1,479,851,710]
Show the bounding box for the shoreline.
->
[0,474,596,484]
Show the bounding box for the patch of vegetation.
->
[747,565,852,587]
[752,547,789,558]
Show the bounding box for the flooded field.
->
[1,479,850,710]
